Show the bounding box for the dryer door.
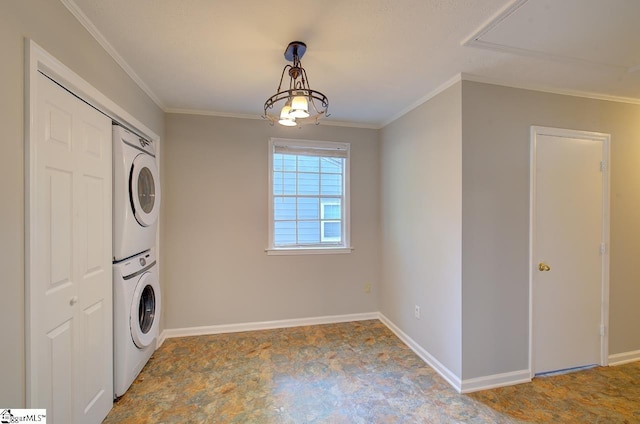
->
[130,153,160,227]
[130,271,161,348]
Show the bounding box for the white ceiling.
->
[63,0,640,128]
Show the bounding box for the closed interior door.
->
[30,73,113,423]
[531,127,609,375]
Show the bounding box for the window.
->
[268,138,351,254]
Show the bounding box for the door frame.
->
[528,125,611,378]
[25,40,160,405]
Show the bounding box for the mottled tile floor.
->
[469,360,640,423]
[104,320,639,423]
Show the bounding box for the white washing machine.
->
[113,124,161,262]
[113,249,161,398]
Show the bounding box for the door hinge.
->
[600,161,607,172]
[600,243,606,254]
[600,325,606,336]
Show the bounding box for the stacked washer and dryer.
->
[112,124,162,398]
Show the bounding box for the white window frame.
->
[267,137,352,255]
[320,201,341,243]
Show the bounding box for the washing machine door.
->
[130,153,160,227]
[130,271,161,348]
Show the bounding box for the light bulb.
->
[280,104,292,119]
[290,95,310,118]
[278,116,297,126]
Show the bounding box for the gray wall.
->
[0,0,164,406]
[163,114,380,328]
[461,81,640,379]
[380,83,463,377]
[379,79,640,382]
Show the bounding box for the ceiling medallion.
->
[263,41,329,127]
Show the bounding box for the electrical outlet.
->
[414,305,421,319]
[364,283,372,294]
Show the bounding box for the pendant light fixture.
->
[263,41,329,126]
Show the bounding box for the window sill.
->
[265,247,354,256]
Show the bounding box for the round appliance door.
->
[130,271,161,349]
[130,153,160,227]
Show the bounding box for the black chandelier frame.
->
[263,41,330,126]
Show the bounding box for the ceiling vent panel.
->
[464,0,640,71]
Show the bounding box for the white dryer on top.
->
[113,124,161,262]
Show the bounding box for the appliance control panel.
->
[116,249,155,278]
[114,124,155,156]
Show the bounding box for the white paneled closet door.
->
[30,72,113,423]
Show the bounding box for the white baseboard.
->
[159,312,379,341]
[460,369,531,393]
[378,313,463,392]
[377,314,531,393]
[158,311,533,394]
[608,350,640,366]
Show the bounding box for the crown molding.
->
[165,108,262,120]
[380,70,640,131]
[165,108,381,129]
[61,0,166,110]
[380,73,463,128]
[461,73,640,106]
[320,119,381,130]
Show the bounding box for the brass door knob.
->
[538,262,551,272]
